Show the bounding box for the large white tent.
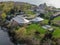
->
[11,15,30,24]
[30,17,44,22]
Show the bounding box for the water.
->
[0,27,14,45]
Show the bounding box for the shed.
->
[42,25,54,31]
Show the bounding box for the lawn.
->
[24,10,36,15]
[53,16,60,21]
[42,19,60,38]
[53,26,60,38]
[26,24,46,34]
[26,23,60,38]
[52,16,60,26]
[41,19,49,25]
[26,24,46,39]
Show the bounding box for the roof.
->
[11,15,29,24]
[42,25,53,31]
[31,17,44,22]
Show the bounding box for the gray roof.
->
[30,17,44,22]
[11,15,29,24]
[42,25,53,31]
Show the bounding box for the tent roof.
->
[12,15,29,24]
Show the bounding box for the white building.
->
[42,25,54,31]
[30,17,44,23]
[11,15,30,26]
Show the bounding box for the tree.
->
[2,2,14,14]
[10,9,15,14]
[1,12,6,20]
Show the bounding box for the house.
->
[36,3,47,14]
[11,15,30,26]
[30,17,44,23]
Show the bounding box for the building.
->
[36,3,47,14]
[30,17,44,23]
[11,15,30,26]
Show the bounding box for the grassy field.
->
[44,18,60,38]
[53,16,60,20]
[26,24,47,39]
[26,20,60,38]
[53,26,60,38]
[42,19,49,24]
[26,24,46,34]
[52,16,60,38]
[42,19,60,38]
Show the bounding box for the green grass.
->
[52,16,60,26]
[42,19,60,38]
[54,16,60,20]
[42,19,49,24]
[52,16,60,38]
[26,24,46,39]
[53,26,60,38]
[26,24,46,34]
[24,10,36,15]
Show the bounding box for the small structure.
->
[42,25,54,31]
[30,17,44,23]
[11,15,30,26]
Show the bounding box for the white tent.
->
[30,17,44,22]
[11,15,30,24]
